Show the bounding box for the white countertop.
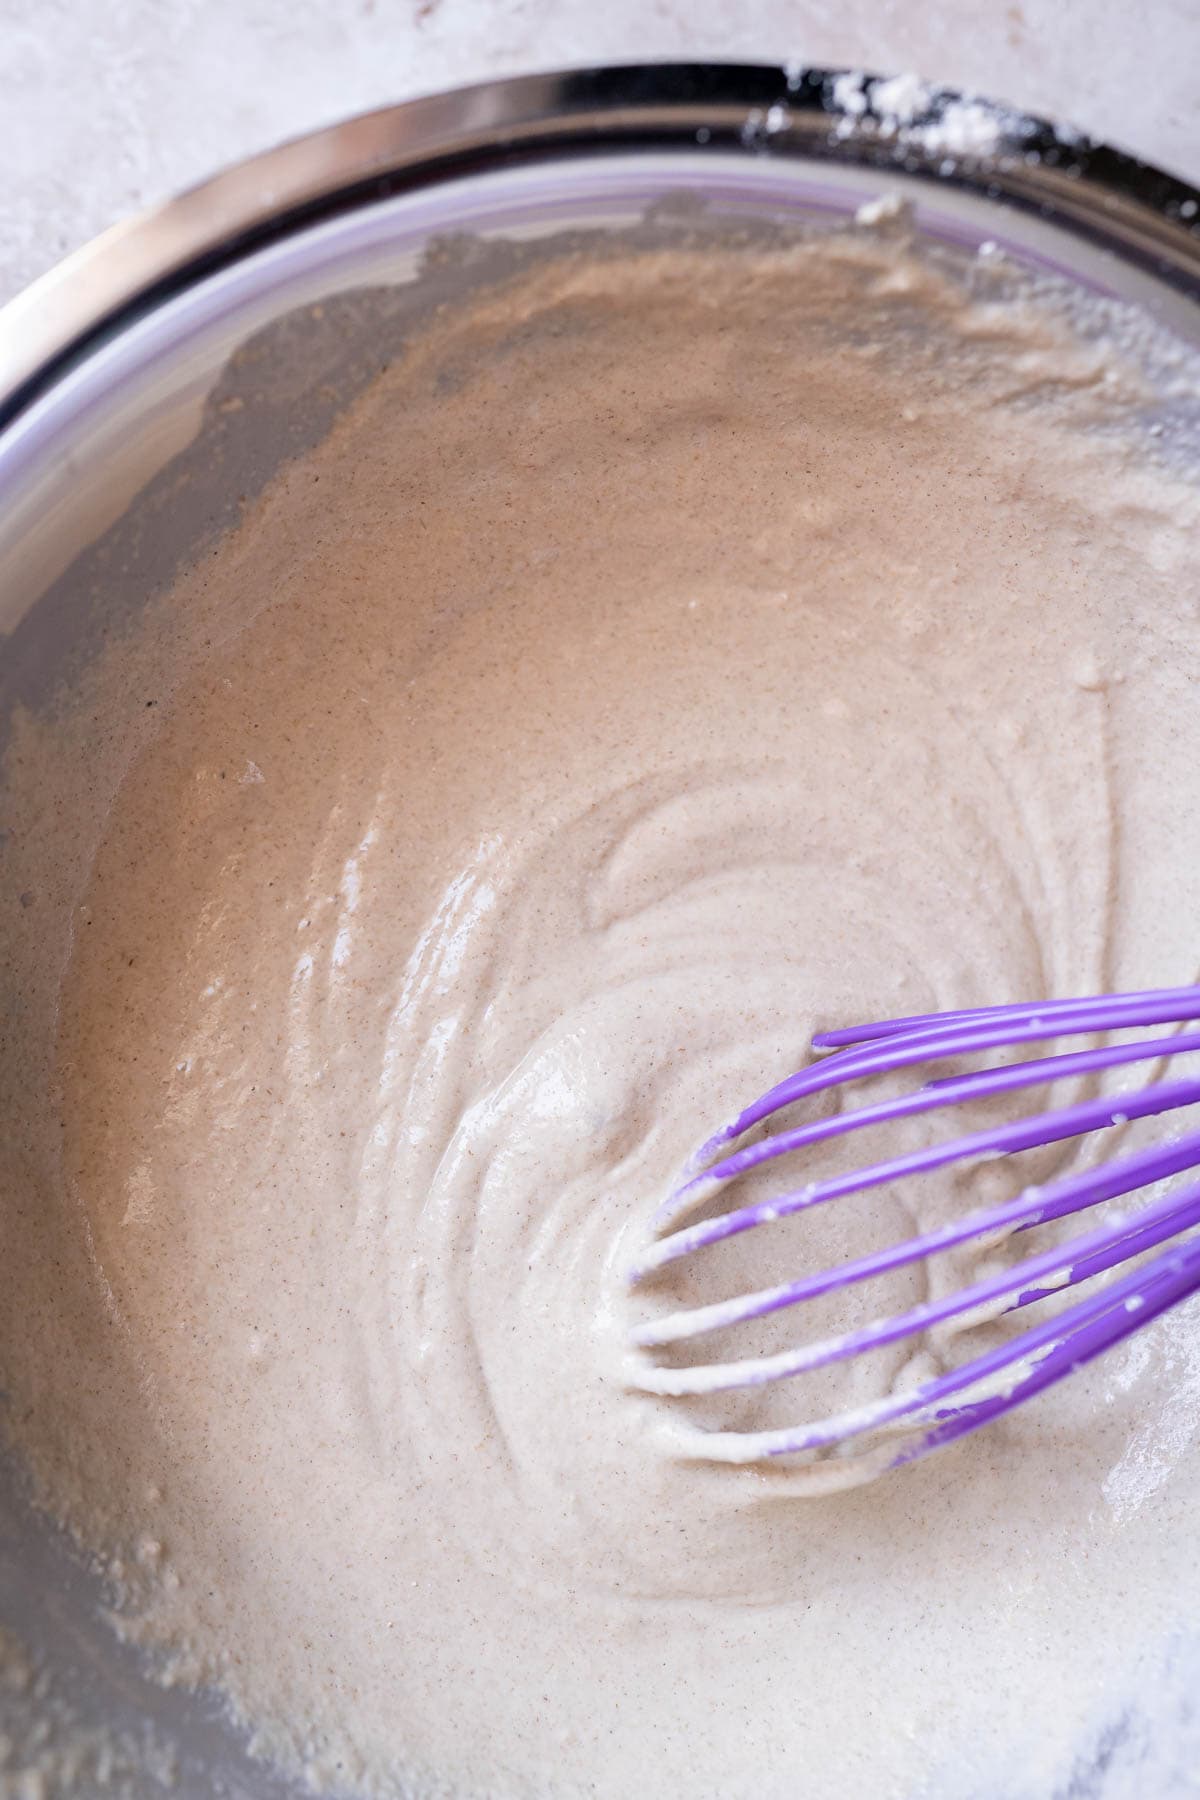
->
[2,0,1198,308]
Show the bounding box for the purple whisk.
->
[626,986,1200,1479]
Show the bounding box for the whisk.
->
[626,986,1200,1478]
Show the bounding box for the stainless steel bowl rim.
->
[1,60,1199,434]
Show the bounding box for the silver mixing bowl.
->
[2,62,1199,1800]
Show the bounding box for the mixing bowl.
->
[2,61,1199,1800]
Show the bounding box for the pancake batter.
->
[2,226,1200,1798]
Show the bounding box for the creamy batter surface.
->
[3,226,1200,1798]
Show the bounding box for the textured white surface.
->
[1,0,1198,307]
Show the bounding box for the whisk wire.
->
[641,1076,1200,1280]
[628,985,1200,1477]
[685,1223,1200,1466]
[710,990,1200,1159]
